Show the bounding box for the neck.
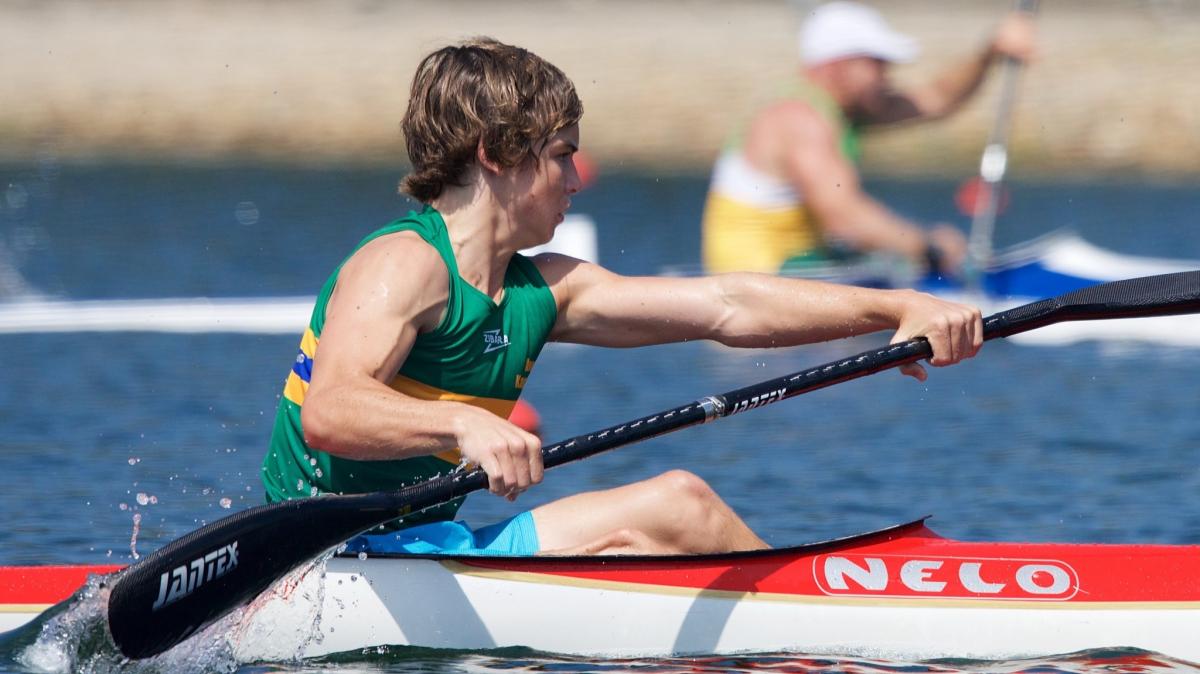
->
[431,186,515,301]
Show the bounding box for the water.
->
[1,163,1199,672]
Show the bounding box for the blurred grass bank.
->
[2,0,1199,178]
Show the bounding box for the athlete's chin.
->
[518,219,559,251]
[542,211,565,238]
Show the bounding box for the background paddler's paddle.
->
[108,270,1200,660]
[961,0,1039,278]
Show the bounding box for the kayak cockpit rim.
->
[333,515,937,563]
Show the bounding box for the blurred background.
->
[2,0,1199,176]
[1,0,1199,569]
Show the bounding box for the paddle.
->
[963,0,1039,274]
[107,270,1200,660]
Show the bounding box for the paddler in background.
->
[261,37,983,558]
[701,1,1036,276]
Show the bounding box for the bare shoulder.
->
[529,252,617,306]
[756,99,836,143]
[329,230,450,331]
[743,99,838,172]
[530,251,595,282]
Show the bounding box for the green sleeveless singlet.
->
[261,205,558,528]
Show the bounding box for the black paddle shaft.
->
[107,270,1200,659]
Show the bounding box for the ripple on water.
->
[292,647,1200,674]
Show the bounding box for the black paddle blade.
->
[107,494,397,659]
[984,270,1200,338]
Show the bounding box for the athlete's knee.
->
[652,469,719,508]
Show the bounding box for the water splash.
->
[128,514,141,561]
[3,554,335,674]
[6,570,242,674]
[228,552,333,663]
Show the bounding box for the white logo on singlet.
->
[483,329,511,354]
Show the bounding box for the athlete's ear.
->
[476,139,503,175]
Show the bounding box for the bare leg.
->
[531,469,768,555]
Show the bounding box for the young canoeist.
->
[700,2,1036,275]
[260,37,984,556]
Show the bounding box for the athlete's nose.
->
[566,157,583,195]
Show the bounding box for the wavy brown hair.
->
[400,38,584,203]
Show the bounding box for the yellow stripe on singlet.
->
[282,328,320,406]
[388,374,518,465]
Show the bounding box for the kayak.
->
[0,564,121,632]
[6,518,1199,662]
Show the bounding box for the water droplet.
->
[136,493,150,506]
[357,552,367,561]
[219,497,232,509]
[5,183,29,210]
[127,457,140,465]
[129,513,142,560]
[235,201,260,225]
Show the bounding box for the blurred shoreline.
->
[3,0,1200,178]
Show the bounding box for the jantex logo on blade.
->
[815,553,1078,600]
[483,329,511,354]
[151,542,239,611]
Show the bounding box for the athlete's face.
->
[503,124,582,247]
[838,57,890,121]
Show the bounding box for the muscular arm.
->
[299,233,462,459]
[537,254,981,371]
[301,233,541,497]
